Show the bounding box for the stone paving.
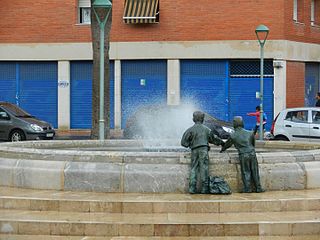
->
[0,187,320,238]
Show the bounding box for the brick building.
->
[0,0,319,132]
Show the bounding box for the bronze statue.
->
[221,116,264,193]
[181,111,224,194]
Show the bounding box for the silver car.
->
[271,107,320,141]
[0,102,55,141]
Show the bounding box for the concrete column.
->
[57,61,70,129]
[167,59,180,105]
[273,60,287,116]
[114,60,121,129]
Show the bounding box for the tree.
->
[90,0,112,139]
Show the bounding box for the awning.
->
[123,0,159,24]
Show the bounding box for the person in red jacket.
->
[247,106,267,136]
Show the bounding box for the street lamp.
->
[255,24,269,141]
[92,0,112,140]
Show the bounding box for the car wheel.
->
[9,130,26,142]
[274,135,289,141]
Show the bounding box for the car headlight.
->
[222,126,234,134]
[30,124,43,132]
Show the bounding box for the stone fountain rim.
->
[1,139,320,192]
[0,139,319,165]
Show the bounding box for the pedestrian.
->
[247,106,267,136]
[220,116,264,193]
[181,111,225,194]
[316,92,320,107]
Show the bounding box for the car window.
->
[1,103,32,117]
[0,107,9,120]
[285,110,308,123]
[312,111,320,123]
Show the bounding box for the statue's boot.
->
[241,189,252,193]
[200,183,209,194]
[189,182,197,194]
[241,183,252,193]
[256,187,265,193]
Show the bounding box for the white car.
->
[271,107,320,141]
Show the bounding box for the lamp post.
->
[255,24,269,141]
[92,0,112,140]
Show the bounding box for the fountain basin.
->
[0,139,320,193]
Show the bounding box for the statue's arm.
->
[220,137,233,152]
[251,133,256,147]
[209,131,224,146]
[181,130,191,148]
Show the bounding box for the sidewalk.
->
[54,129,91,140]
[54,129,124,140]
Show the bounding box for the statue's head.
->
[233,116,244,129]
[193,111,205,123]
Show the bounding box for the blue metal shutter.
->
[0,62,16,103]
[71,61,93,129]
[305,63,320,107]
[229,77,274,131]
[19,62,58,128]
[180,60,228,120]
[121,60,167,128]
[70,61,115,129]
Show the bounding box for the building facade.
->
[0,0,320,132]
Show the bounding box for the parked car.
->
[0,102,55,141]
[123,104,233,140]
[271,107,320,141]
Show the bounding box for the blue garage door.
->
[121,60,167,128]
[0,62,17,103]
[19,62,58,128]
[305,63,320,107]
[180,60,228,120]
[71,61,115,129]
[229,60,274,131]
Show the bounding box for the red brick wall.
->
[284,0,320,43]
[0,0,91,43]
[111,0,285,42]
[0,0,319,44]
[286,61,305,107]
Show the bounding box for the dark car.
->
[123,104,233,140]
[0,102,55,141]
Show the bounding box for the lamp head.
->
[93,0,112,9]
[255,24,269,46]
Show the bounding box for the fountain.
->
[0,105,320,193]
[0,137,320,193]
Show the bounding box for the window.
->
[0,108,9,120]
[293,0,304,23]
[311,0,320,25]
[285,110,308,123]
[312,111,320,123]
[123,0,159,24]
[79,0,91,24]
[293,0,298,21]
[311,0,315,24]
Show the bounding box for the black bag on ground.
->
[209,176,232,194]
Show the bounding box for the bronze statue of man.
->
[221,116,264,193]
[181,111,224,194]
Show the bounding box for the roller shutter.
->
[0,62,16,103]
[229,60,274,130]
[70,61,115,129]
[305,63,320,107]
[180,60,228,120]
[121,60,167,128]
[19,62,58,128]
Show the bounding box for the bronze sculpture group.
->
[181,112,264,194]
